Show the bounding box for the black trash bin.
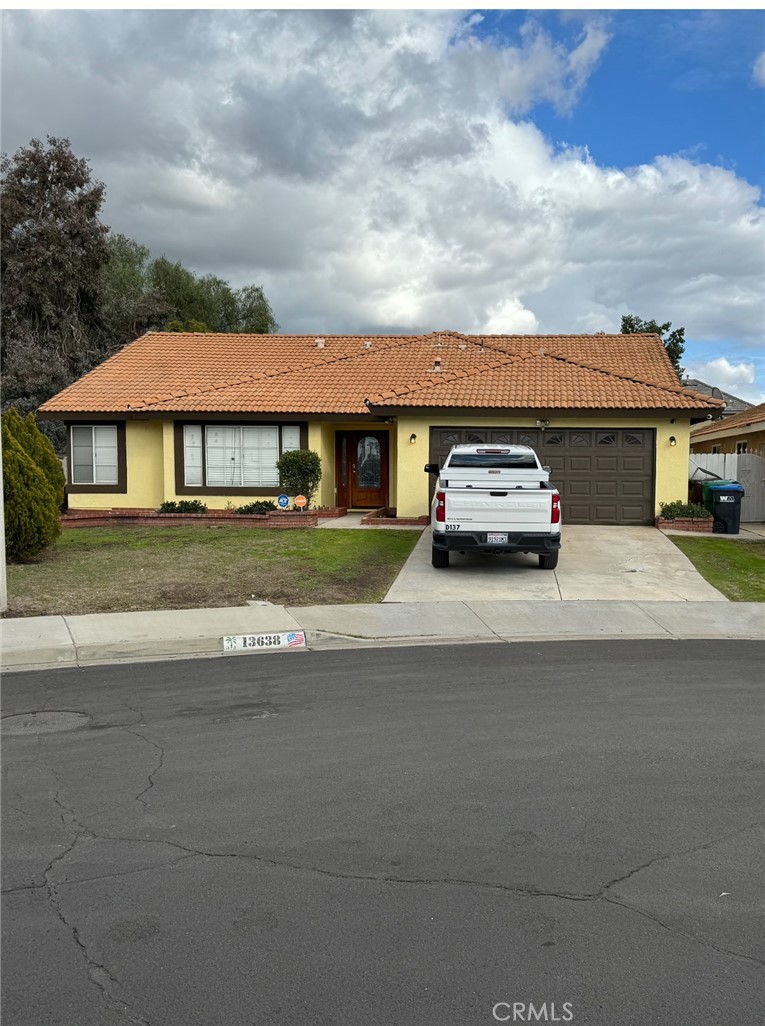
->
[707,482,745,534]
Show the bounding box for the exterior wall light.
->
[409,433,417,444]
[669,436,677,446]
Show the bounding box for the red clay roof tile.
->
[38,331,724,417]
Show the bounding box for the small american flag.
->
[286,631,305,648]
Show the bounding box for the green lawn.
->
[4,525,422,617]
[669,536,765,602]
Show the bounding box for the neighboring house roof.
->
[690,402,765,441]
[681,378,754,417]
[38,330,725,417]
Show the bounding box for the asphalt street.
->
[2,640,763,1026]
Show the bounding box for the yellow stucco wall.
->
[66,415,692,518]
[67,420,165,510]
[392,415,693,518]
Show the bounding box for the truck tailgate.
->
[445,488,553,532]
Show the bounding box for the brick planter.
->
[61,509,318,529]
[656,516,713,533]
[315,507,348,519]
[360,507,430,527]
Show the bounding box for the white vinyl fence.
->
[689,452,765,522]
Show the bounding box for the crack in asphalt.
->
[597,819,764,895]
[89,822,764,967]
[124,726,166,811]
[38,780,155,1026]
[602,894,764,967]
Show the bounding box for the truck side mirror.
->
[424,463,440,474]
[542,466,551,473]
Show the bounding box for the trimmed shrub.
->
[2,419,61,561]
[236,500,277,515]
[3,407,66,509]
[659,500,712,520]
[275,449,322,508]
[158,500,208,513]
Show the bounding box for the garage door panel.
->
[593,504,618,520]
[429,426,655,525]
[622,481,644,496]
[621,505,647,522]
[568,481,592,496]
[565,503,594,524]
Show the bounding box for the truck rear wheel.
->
[538,551,559,570]
[432,546,450,568]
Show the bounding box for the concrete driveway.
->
[383,526,726,602]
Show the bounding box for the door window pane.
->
[357,437,380,488]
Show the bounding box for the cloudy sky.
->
[3,5,764,401]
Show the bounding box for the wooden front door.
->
[335,431,389,508]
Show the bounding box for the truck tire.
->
[538,551,559,570]
[432,546,450,568]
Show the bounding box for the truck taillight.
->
[551,493,561,524]
[435,491,446,522]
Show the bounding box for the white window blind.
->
[242,426,279,486]
[71,425,118,484]
[281,426,301,453]
[203,426,279,487]
[183,425,203,486]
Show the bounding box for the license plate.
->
[486,533,508,544]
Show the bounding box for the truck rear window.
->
[448,453,538,469]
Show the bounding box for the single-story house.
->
[680,378,754,418]
[38,330,724,525]
[690,402,765,457]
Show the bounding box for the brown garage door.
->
[429,427,655,525]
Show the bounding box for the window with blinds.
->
[184,424,301,488]
[71,425,118,484]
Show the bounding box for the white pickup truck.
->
[424,444,561,569]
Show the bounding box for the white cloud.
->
[2,8,763,400]
[684,357,765,405]
[686,357,755,388]
[753,51,765,86]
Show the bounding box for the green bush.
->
[158,500,208,514]
[2,419,61,561]
[3,408,66,508]
[275,449,322,508]
[659,500,712,520]
[236,500,277,515]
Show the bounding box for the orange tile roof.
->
[38,330,724,417]
[690,401,765,438]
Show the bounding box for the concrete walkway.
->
[2,523,763,673]
[3,598,763,672]
[383,526,727,603]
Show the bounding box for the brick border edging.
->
[656,517,714,533]
[60,509,321,529]
[360,507,430,527]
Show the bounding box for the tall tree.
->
[99,233,173,346]
[2,136,279,451]
[621,314,685,377]
[235,283,278,334]
[1,136,111,420]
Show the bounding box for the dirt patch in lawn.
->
[4,525,422,617]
